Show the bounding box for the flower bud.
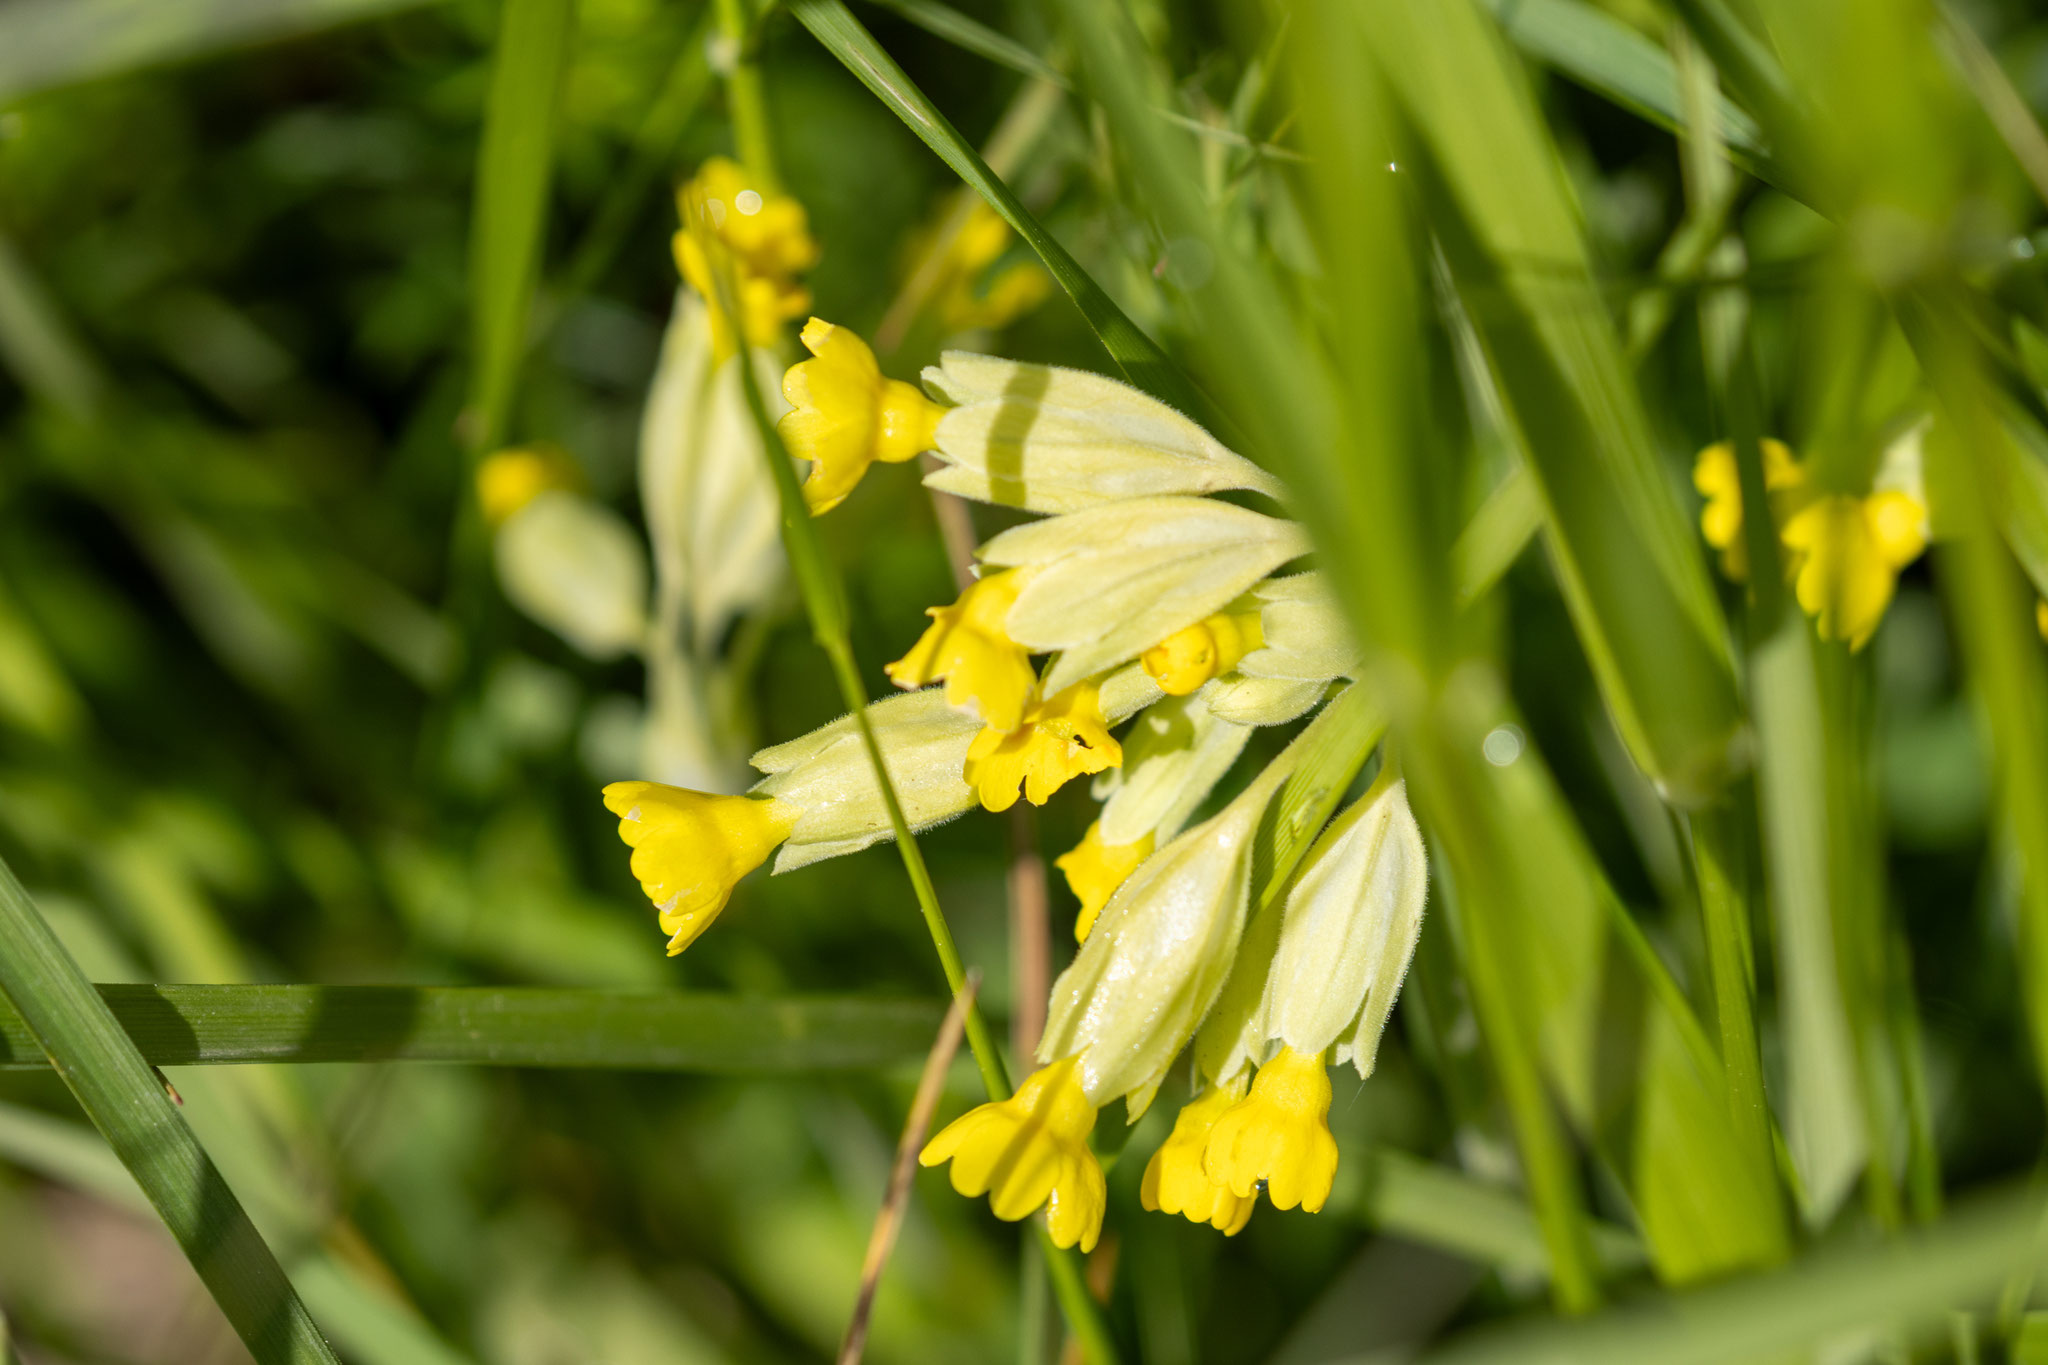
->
[752,688,983,869]
[494,490,649,660]
[921,352,1284,514]
[979,496,1311,696]
[1091,692,1250,847]
[1237,573,1362,684]
[1201,675,1327,727]
[1039,760,1290,1116]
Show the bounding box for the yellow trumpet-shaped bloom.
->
[673,159,818,354]
[934,204,1052,334]
[476,446,577,525]
[963,681,1122,813]
[1693,438,1806,581]
[1780,489,1927,650]
[1140,609,1263,696]
[1204,1046,1339,1213]
[919,1056,1106,1252]
[601,782,796,955]
[1054,820,1154,943]
[1141,1080,1255,1235]
[885,568,1036,732]
[778,319,945,514]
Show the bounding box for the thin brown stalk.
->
[839,973,980,1365]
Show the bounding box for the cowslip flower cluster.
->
[604,321,1428,1251]
[674,157,820,357]
[1694,432,1929,649]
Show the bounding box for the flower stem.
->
[714,0,780,191]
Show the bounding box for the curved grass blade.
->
[784,0,1203,420]
[0,856,340,1364]
[0,984,947,1072]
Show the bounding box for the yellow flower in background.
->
[1141,608,1263,696]
[1780,489,1927,650]
[778,319,945,514]
[1141,1080,1255,1235]
[1055,820,1154,942]
[673,158,818,355]
[601,782,796,954]
[919,1056,1106,1252]
[2037,599,2048,640]
[885,568,1037,732]
[476,446,578,525]
[1204,1046,1339,1213]
[933,203,1052,334]
[963,681,1122,812]
[1693,438,1806,581]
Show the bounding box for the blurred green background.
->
[2,0,2047,1362]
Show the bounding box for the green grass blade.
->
[1420,1185,2048,1365]
[0,0,436,106]
[784,0,1203,419]
[467,0,575,456]
[1380,0,1744,806]
[862,0,1067,89]
[1477,0,1759,153]
[0,984,946,1071]
[1360,1149,1645,1278]
[0,231,104,417]
[0,857,341,1364]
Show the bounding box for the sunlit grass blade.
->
[0,984,948,1072]
[1477,0,1759,154]
[0,231,103,417]
[1380,0,1744,806]
[467,0,575,457]
[784,0,1202,420]
[0,855,341,1364]
[1420,1184,2047,1365]
[860,0,1067,89]
[0,0,435,106]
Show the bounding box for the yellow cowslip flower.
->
[476,446,577,525]
[1780,489,1927,650]
[885,568,1036,732]
[1140,1080,1254,1235]
[1141,608,1263,695]
[1054,820,1154,942]
[778,319,945,514]
[934,204,1052,334]
[1204,1046,1339,1213]
[673,158,818,354]
[601,783,797,954]
[919,1055,1106,1252]
[963,681,1122,813]
[1693,438,1806,581]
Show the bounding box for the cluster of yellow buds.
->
[1694,431,1929,649]
[674,158,820,357]
[602,319,1428,1251]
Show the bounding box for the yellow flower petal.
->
[1054,820,1154,943]
[1780,489,1927,650]
[476,446,577,525]
[777,318,943,514]
[600,782,795,954]
[919,1056,1105,1252]
[1693,438,1803,582]
[672,158,818,354]
[963,681,1122,812]
[1140,1080,1255,1235]
[1140,608,1262,696]
[1204,1046,1339,1213]
[884,568,1037,732]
